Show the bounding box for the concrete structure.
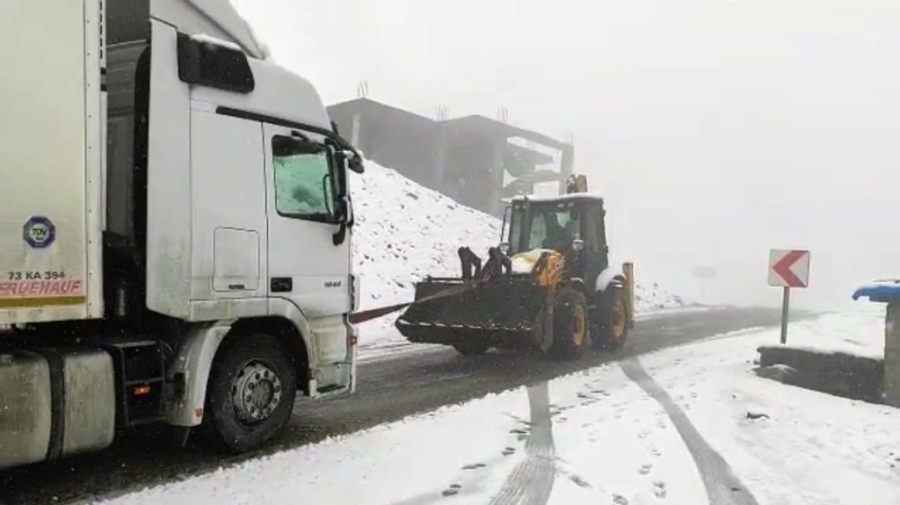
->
[885,304,900,406]
[327,98,574,217]
[852,282,900,407]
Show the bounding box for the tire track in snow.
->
[488,382,557,505]
[620,358,759,505]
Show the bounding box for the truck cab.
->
[0,0,362,469]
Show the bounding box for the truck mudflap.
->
[395,276,546,347]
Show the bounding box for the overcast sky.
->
[233,0,900,310]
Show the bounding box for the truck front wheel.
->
[205,333,297,454]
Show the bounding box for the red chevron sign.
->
[768,249,810,288]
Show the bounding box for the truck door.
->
[263,124,351,366]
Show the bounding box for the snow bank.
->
[762,305,885,360]
[350,161,685,348]
[99,311,899,505]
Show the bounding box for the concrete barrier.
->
[756,345,883,403]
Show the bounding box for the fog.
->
[234,0,900,311]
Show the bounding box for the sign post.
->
[780,286,790,344]
[767,249,811,344]
[692,266,717,304]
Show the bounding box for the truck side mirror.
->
[332,151,349,200]
[348,155,364,174]
[332,198,349,246]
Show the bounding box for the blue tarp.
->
[852,280,900,302]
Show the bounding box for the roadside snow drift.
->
[350,161,686,348]
[756,305,886,402]
[97,309,898,505]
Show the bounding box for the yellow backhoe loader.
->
[396,175,635,359]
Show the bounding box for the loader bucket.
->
[396,276,545,347]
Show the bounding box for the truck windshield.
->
[272,138,336,221]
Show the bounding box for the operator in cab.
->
[542,210,580,251]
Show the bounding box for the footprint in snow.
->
[568,473,591,488]
[653,481,667,499]
[441,483,462,497]
[502,447,516,457]
[612,494,629,505]
[461,463,486,471]
[639,464,653,475]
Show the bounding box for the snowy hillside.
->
[350,161,686,347]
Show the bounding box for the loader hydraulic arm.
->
[458,246,511,281]
[483,247,512,279]
[458,247,483,280]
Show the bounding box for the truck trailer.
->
[0,0,363,469]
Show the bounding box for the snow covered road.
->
[0,307,792,505]
[89,309,898,505]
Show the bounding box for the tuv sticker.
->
[22,216,56,249]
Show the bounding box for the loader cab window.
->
[583,203,607,253]
[508,207,526,252]
[527,206,577,251]
[272,136,338,222]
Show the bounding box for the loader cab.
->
[506,195,609,284]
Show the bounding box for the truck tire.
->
[205,333,297,454]
[550,287,589,360]
[452,338,491,356]
[593,287,629,350]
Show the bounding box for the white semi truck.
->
[0,0,363,469]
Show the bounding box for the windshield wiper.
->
[281,212,334,222]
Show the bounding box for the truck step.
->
[96,339,167,426]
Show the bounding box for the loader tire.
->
[205,333,297,454]
[550,288,589,360]
[452,339,491,356]
[593,287,630,351]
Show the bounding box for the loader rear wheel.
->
[550,288,589,360]
[452,339,491,356]
[205,333,297,454]
[594,287,630,351]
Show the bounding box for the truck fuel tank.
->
[0,346,116,469]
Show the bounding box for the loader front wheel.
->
[550,288,589,360]
[594,287,630,351]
